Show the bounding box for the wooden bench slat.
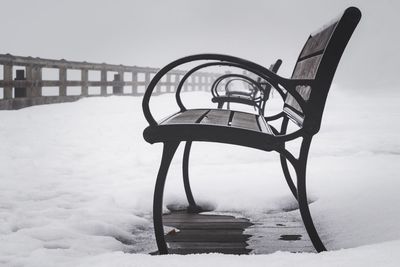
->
[284,85,312,115]
[299,22,338,59]
[199,109,231,126]
[162,109,209,124]
[285,54,322,119]
[292,55,322,80]
[160,109,275,137]
[283,107,304,127]
[230,111,260,132]
[257,115,274,135]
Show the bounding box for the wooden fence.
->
[0,54,219,110]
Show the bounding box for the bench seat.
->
[144,109,279,151]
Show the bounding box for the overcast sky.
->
[1,0,399,89]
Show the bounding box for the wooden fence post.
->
[3,64,13,99]
[183,75,188,92]
[113,73,123,94]
[26,65,42,97]
[132,70,138,95]
[166,74,172,92]
[175,74,181,92]
[81,69,88,96]
[119,70,124,94]
[194,75,199,91]
[26,65,33,98]
[30,66,42,97]
[101,68,107,95]
[59,67,67,96]
[204,74,211,91]
[145,72,151,93]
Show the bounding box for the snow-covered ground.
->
[1,87,400,266]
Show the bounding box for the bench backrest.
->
[283,7,361,133]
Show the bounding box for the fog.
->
[1,0,399,89]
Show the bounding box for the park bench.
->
[142,7,361,254]
[211,59,282,115]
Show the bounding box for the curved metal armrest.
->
[143,54,311,126]
[211,96,262,108]
[226,91,255,98]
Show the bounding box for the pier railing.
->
[0,54,218,110]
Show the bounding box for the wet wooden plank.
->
[159,210,317,255]
[166,229,244,235]
[299,22,338,59]
[199,109,231,126]
[167,248,252,255]
[162,222,253,230]
[163,109,209,124]
[246,210,316,254]
[168,242,247,249]
[165,233,251,243]
[257,115,274,134]
[230,111,260,131]
[163,215,250,223]
[249,240,315,254]
[292,55,322,79]
[163,211,253,255]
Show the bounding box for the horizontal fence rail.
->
[0,54,220,110]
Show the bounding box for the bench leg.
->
[279,117,298,199]
[182,141,203,213]
[296,137,327,252]
[153,141,180,255]
[280,155,298,199]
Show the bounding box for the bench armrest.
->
[211,96,262,108]
[143,54,311,126]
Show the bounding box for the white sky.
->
[1,0,399,89]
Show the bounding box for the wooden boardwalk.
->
[246,211,315,254]
[161,210,315,255]
[163,211,253,254]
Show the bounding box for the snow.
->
[1,87,400,266]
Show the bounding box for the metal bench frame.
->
[142,7,361,254]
